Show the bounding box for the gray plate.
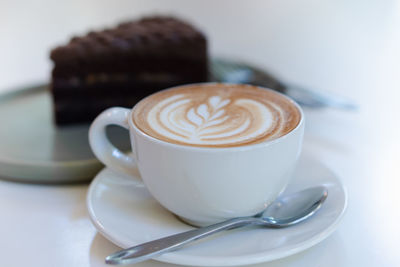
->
[0,85,130,183]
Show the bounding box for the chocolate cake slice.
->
[50,16,208,125]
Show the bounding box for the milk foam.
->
[133,84,300,147]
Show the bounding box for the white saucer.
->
[87,153,347,266]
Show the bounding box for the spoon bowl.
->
[258,186,328,227]
[106,186,328,265]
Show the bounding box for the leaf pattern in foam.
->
[183,96,232,137]
[197,104,209,120]
[209,96,230,110]
[187,108,203,126]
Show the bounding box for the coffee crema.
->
[132,84,301,147]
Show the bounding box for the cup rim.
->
[128,82,305,152]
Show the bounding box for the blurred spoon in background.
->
[210,58,358,110]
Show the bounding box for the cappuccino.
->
[90,82,304,225]
[132,83,300,147]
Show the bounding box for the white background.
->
[0,1,399,266]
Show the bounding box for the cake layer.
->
[50,17,207,68]
[51,77,207,125]
[50,16,208,125]
[51,57,207,78]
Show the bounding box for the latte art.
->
[133,84,301,147]
[148,95,279,145]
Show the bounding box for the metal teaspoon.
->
[106,186,328,265]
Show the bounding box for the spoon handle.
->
[105,217,254,265]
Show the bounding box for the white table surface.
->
[1,1,399,266]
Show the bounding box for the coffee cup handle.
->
[89,107,141,182]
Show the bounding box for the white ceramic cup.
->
[89,86,304,226]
